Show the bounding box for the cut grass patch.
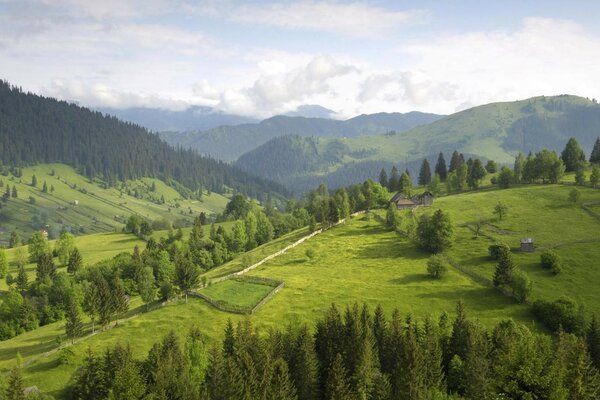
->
[199,278,278,311]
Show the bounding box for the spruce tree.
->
[36,252,56,282]
[399,172,413,196]
[378,168,388,188]
[67,247,83,274]
[9,230,21,248]
[31,174,37,187]
[287,325,318,400]
[591,137,600,164]
[42,180,48,193]
[5,362,24,400]
[268,358,297,400]
[15,265,28,292]
[111,277,129,325]
[418,159,432,186]
[11,185,17,198]
[449,150,461,173]
[65,299,84,344]
[493,247,515,286]
[388,166,400,192]
[588,314,600,370]
[0,248,8,279]
[435,152,448,181]
[83,281,100,333]
[325,353,354,400]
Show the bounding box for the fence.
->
[193,279,285,315]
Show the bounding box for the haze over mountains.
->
[158,111,444,161]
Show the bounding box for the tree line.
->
[4,301,599,399]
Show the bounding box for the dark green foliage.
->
[497,166,514,189]
[36,252,56,283]
[325,353,354,400]
[493,246,515,286]
[5,362,25,400]
[562,137,587,172]
[415,209,454,253]
[510,269,532,303]
[31,174,37,187]
[0,81,285,199]
[541,249,562,275]
[174,251,200,303]
[9,230,21,248]
[67,247,83,274]
[65,299,84,344]
[388,166,400,192]
[435,152,447,180]
[418,158,431,186]
[378,168,388,188]
[449,150,461,173]
[591,137,600,164]
[467,158,487,189]
[488,243,510,260]
[570,188,582,204]
[485,160,497,173]
[532,297,586,334]
[588,315,600,370]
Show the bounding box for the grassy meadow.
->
[200,279,276,309]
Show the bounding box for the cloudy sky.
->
[1,0,600,118]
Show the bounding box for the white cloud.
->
[229,1,426,37]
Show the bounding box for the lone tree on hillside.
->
[493,202,508,221]
[427,255,449,279]
[175,253,200,304]
[416,209,454,253]
[65,299,84,344]
[561,137,586,172]
[493,247,515,286]
[67,247,83,274]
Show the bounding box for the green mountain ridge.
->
[159,111,444,161]
[236,95,600,191]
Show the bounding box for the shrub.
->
[489,243,510,260]
[160,281,175,301]
[510,270,532,303]
[569,188,581,204]
[540,250,562,275]
[305,248,316,260]
[427,255,449,279]
[532,297,586,335]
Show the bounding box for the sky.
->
[1,0,600,119]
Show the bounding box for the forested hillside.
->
[0,81,285,200]
[159,111,443,161]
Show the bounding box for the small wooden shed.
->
[520,238,534,252]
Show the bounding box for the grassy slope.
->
[429,184,600,311]
[1,215,532,397]
[0,164,229,244]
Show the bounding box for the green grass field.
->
[200,279,276,309]
[0,164,230,245]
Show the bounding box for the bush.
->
[540,250,562,275]
[510,270,532,303]
[489,243,510,260]
[427,255,449,279]
[532,297,586,335]
[305,249,316,260]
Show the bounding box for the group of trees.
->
[379,167,412,196]
[0,231,83,340]
[498,137,600,189]
[42,301,600,400]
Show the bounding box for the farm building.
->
[520,238,534,252]
[390,191,434,209]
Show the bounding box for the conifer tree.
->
[42,180,48,193]
[138,266,155,311]
[388,166,400,192]
[31,174,37,187]
[65,299,84,344]
[11,185,17,198]
[325,353,354,400]
[591,137,600,164]
[399,172,413,196]
[435,152,448,181]
[83,281,100,333]
[67,247,83,274]
[9,230,21,248]
[111,277,129,325]
[268,358,297,400]
[36,252,56,282]
[5,361,24,400]
[493,247,515,286]
[449,150,461,173]
[287,325,318,400]
[15,265,28,292]
[0,248,8,279]
[587,314,600,370]
[418,159,432,186]
[379,168,388,188]
[71,348,107,399]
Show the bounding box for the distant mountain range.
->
[235,95,600,192]
[97,105,258,132]
[159,111,444,161]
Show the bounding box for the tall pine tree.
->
[418,159,432,186]
[435,152,448,181]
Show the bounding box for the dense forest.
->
[4,302,597,399]
[0,81,285,201]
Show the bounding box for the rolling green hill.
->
[159,111,443,161]
[3,181,599,397]
[236,95,600,191]
[0,163,230,245]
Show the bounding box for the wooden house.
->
[390,191,434,209]
[520,238,534,252]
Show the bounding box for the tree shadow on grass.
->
[416,287,518,312]
[388,273,431,285]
